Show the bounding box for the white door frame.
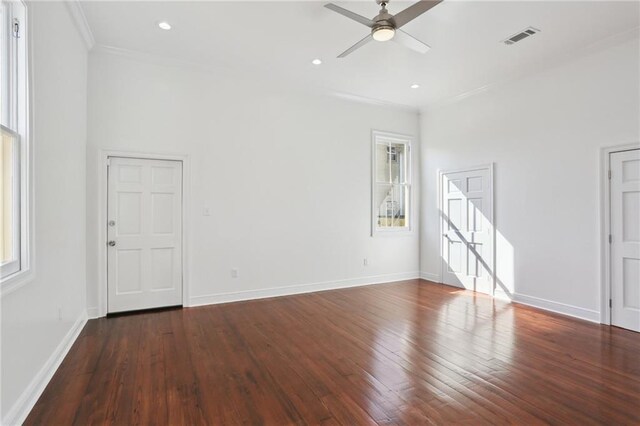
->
[599,143,640,325]
[97,150,190,317]
[438,163,495,294]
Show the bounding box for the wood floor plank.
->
[24,280,640,425]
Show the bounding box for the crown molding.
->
[92,44,235,76]
[421,25,640,113]
[329,90,419,113]
[65,0,95,50]
[92,44,419,114]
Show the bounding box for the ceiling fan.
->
[324,0,442,58]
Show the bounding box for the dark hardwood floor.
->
[26,280,640,425]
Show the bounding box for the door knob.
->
[108,241,116,247]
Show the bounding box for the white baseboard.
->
[512,292,600,323]
[419,272,441,283]
[87,306,100,319]
[189,271,421,307]
[2,311,88,426]
[415,275,600,324]
[494,287,513,302]
[414,276,600,324]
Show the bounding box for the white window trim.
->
[1,0,34,296]
[1,124,21,276]
[371,130,413,237]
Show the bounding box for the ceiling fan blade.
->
[393,30,430,54]
[325,3,374,28]
[337,34,373,58]
[391,0,442,29]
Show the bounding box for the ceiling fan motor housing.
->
[373,6,394,27]
[372,5,396,41]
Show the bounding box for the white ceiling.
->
[80,1,640,109]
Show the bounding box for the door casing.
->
[600,143,640,325]
[96,150,190,318]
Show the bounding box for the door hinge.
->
[609,234,612,244]
[609,299,612,308]
[608,170,611,179]
[12,19,20,38]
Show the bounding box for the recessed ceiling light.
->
[411,84,420,89]
[312,58,322,65]
[158,21,172,30]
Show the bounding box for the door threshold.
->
[106,305,183,318]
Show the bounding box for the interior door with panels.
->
[441,166,494,295]
[107,157,183,313]
[610,149,640,332]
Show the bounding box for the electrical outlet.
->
[231,268,239,278]
[363,258,368,266]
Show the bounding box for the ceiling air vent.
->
[503,27,540,45]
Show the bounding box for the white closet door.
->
[441,167,494,295]
[107,157,183,313]
[610,149,640,332]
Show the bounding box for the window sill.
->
[372,228,414,237]
[0,267,35,298]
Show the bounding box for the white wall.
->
[86,50,420,314]
[419,35,640,320]
[2,3,635,422]
[1,2,88,423]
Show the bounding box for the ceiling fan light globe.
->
[372,26,395,42]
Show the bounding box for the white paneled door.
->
[107,157,183,313]
[441,166,494,295]
[610,149,640,332]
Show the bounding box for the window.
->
[1,0,28,282]
[372,131,411,234]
